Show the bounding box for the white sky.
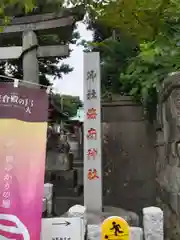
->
[53,22,93,100]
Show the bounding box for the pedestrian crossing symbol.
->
[101,216,130,240]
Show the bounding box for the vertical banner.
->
[0,83,48,239]
[83,52,102,212]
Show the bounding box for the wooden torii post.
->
[0,7,83,85]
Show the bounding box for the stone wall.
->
[45,96,157,217]
[156,72,180,240]
[102,96,156,214]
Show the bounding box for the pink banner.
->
[0,84,48,239]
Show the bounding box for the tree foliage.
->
[89,37,139,96]
[92,0,180,41]
[49,93,83,123]
[0,0,82,87]
[81,0,180,120]
[0,0,63,17]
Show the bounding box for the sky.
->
[53,22,93,100]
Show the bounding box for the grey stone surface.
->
[104,206,139,226]
[61,205,139,227]
[75,167,83,186]
[85,206,139,226]
[143,207,163,240]
[101,98,156,213]
[87,224,101,240]
[61,205,140,240]
[46,151,72,171]
[22,30,39,84]
[130,227,143,240]
[51,169,77,188]
[156,72,180,239]
[54,196,83,216]
[47,97,157,217]
[53,185,82,197]
[87,225,143,240]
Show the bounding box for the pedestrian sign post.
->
[101,216,130,240]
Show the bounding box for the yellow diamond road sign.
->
[101,216,130,240]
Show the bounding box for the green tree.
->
[0,1,83,87]
[90,37,139,97]
[80,14,139,98]
[49,93,83,123]
[82,0,180,120]
[120,39,180,120]
[0,0,64,17]
[91,0,180,41]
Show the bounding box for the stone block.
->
[67,205,139,226]
[75,167,83,186]
[68,204,86,217]
[44,183,53,200]
[87,225,143,240]
[130,227,143,240]
[53,196,83,216]
[46,151,72,171]
[143,206,163,240]
[87,224,101,240]
[53,185,82,197]
[51,169,77,188]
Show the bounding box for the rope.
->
[0,74,50,88]
[20,44,38,60]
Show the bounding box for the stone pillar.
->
[143,206,163,240]
[130,227,143,240]
[22,30,39,84]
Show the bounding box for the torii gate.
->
[0,7,83,85]
[0,8,103,214]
